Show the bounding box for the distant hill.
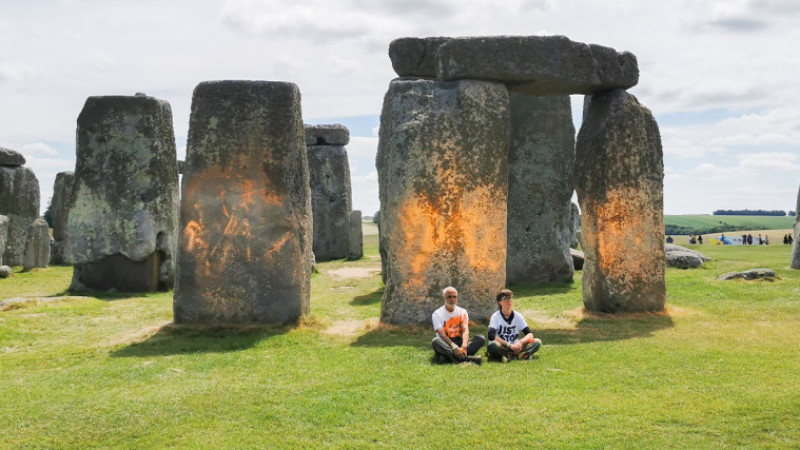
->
[665,215,794,236]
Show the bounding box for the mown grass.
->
[1,237,799,447]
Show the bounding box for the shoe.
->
[437,354,449,364]
[522,339,542,359]
[466,355,482,365]
[500,355,508,363]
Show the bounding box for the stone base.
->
[71,253,163,292]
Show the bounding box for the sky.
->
[1,0,799,217]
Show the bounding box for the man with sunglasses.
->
[431,286,485,365]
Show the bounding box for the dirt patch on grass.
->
[561,305,699,321]
[104,321,171,347]
[326,268,381,279]
[521,309,579,329]
[0,296,92,312]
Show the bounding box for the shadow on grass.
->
[539,314,675,345]
[350,287,384,306]
[110,324,288,357]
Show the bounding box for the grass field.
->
[1,229,799,447]
[665,214,795,236]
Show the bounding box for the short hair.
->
[442,286,457,296]
[496,288,513,302]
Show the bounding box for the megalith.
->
[377,78,510,324]
[62,95,179,292]
[0,146,40,267]
[575,89,665,313]
[436,36,639,95]
[174,80,312,324]
[348,210,363,260]
[50,171,75,265]
[569,202,581,250]
[0,214,8,265]
[506,94,575,284]
[791,184,800,269]
[23,218,50,270]
[305,124,352,261]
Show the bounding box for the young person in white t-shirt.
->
[431,286,485,365]
[486,289,542,362]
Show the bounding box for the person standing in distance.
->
[431,286,485,364]
[486,289,542,362]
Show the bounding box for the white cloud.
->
[347,136,379,158]
[20,142,59,156]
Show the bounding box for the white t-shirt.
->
[488,310,529,344]
[432,305,468,339]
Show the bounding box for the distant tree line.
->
[712,209,787,216]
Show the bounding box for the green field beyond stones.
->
[664,214,795,236]
[1,234,799,447]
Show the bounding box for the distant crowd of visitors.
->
[665,232,794,245]
[784,233,794,245]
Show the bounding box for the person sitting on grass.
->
[486,289,542,363]
[431,286,485,365]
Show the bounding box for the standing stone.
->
[0,214,8,265]
[575,89,665,313]
[348,210,363,260]
[377,78,510,324]
[62,95,179,292]
[792,184,800,269]
[506,94,575,284]
[306,124,352,261]
[174,80,312,324]
[569,202,581,249]
[23,218,50,270]
[50,171,75,265]
[0,148,40,266]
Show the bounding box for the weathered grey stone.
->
[437,35,639,96]
[0,146,26,167]
[665,244,711,261]
[575,89,665,313]
[23,218,50,270]
[377,78,510,324]
[304,123,350,146]
[570,202,581,249]
[50,171,75,265]
[389,37,451,78]
[570,248,584,271]
[506,94,575,284]
[666,250,704,269]
[307,144,352,260]
[717,268,776,281]
[175,80,312,324]
[177,160,185,175]
[62,95,179,292]
[0,215,7,265]
[0,166,40,266]
[348,210,363,260]
[0,265,11,278]
[792,184,800,269]
[72,253,161,291]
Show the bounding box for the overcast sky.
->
[1,0,799,217]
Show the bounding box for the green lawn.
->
[1,242,799,447]
[665,214,795,236]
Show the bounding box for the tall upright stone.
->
[23,218,50,270]
[0,214,8,265]
[174,81,312,324]
[62,94,179,291]
[377,78,510,324]
[569,202,581,250]
[506,94,575,284]
[791,184,800,269]
[50,171,75,265]
[0,147,40,266]
[305,124,352,261]
[575,89,665,313]
[348,210,363,260]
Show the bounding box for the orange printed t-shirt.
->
[432,305,468,339]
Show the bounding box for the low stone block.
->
[570,248,584,271]
[0,265,11,278]
[348,210,363,260]
[437,35,639,95]
[0,146,26,167]
[717,268,776,281]
[304,123,350,146]
[23,218,50,270]
[666,251,704,269]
